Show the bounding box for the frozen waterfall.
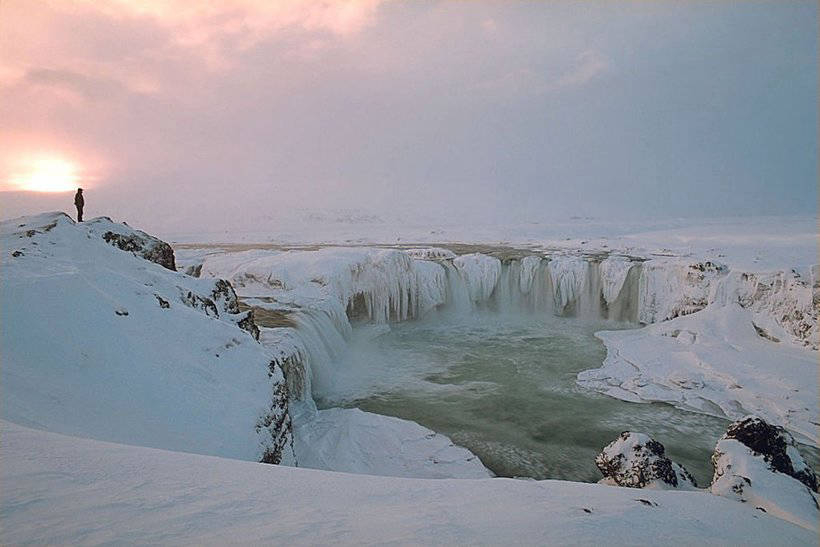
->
[199,248,644,404]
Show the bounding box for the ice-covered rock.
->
[595,432,698,490]
[201,247,449,324]
[258,378,293,464]
[714,417,817,490]
[713,270,818,349]
[633,257,817,350]
[638,259,725,324]
[710,416,819,530]
[179,277,260,339]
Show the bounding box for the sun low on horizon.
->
[5,154,85,193]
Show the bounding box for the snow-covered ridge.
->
[1,212,294,464]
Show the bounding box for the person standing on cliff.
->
[74,188,84,222]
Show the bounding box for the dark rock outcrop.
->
[181,290,220,317]
[178,278,260,340]
[211,279,240,314]
[236,310,260,341]
[101,229,176,271]
[714,416,817,492]
[258,369,295,465]
[596,431,697,490]
[710,416,818,528]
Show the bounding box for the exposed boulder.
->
[596,432,697,490]
[710,417,818,529]
[719,417,817,491]
[101,230,176,271]
[88,216,176,271]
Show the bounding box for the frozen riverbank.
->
[579,305,819,446]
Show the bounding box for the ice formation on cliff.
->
[193,242,817,452]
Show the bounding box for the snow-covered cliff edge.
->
[1,212,293,463]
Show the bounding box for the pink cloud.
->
[0,0,386,191]
[84,0,385,48]
[0,0,386,93]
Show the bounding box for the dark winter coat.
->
[74,191,84,207]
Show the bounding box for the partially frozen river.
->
[314,310,818,484]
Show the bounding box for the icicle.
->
[519,256,542,295]
[548,256,588,315]
[453,253,502,303]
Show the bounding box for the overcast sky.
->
[0,1,816,234]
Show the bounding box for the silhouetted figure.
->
[74,188,84,222]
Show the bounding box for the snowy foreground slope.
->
[1,420,815,545]
[0,213,293,463]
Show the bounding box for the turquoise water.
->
[314,310,817,483]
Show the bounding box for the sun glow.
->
[9,156,81,192]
